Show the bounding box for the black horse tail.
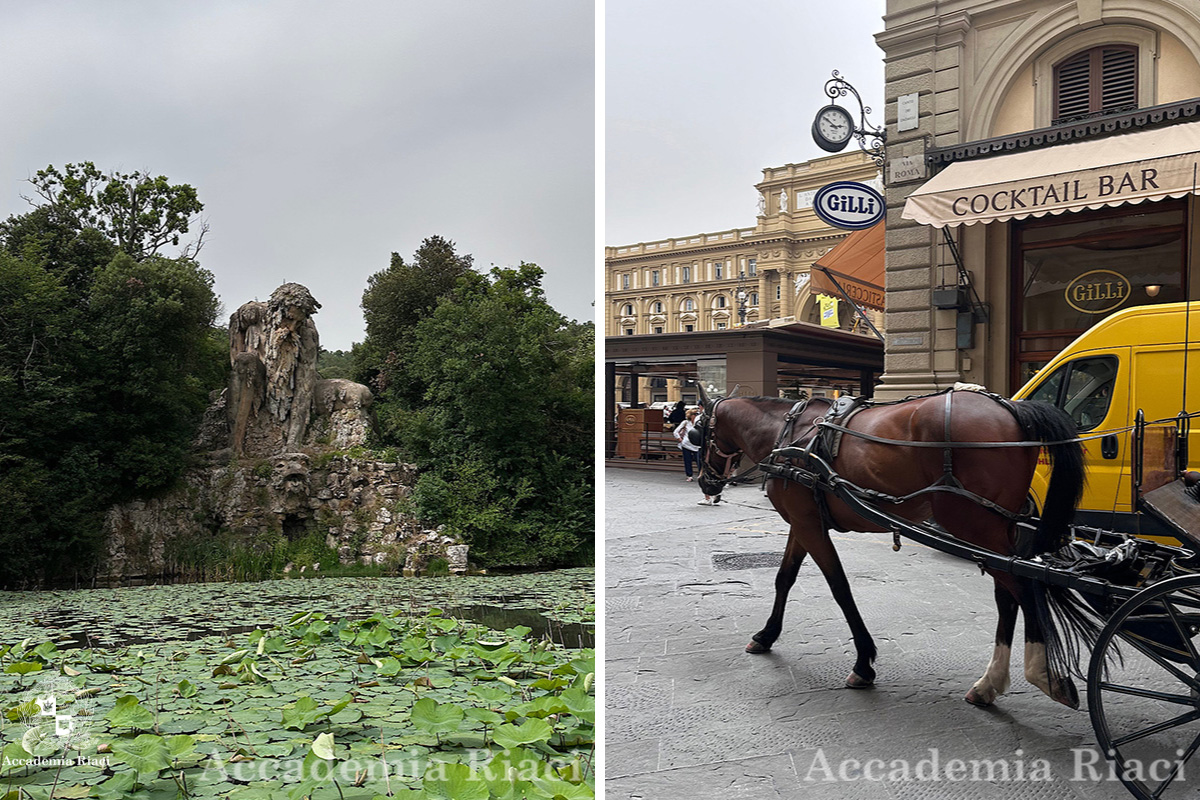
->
[1009,399,1085,552]
[1010,398,1098,683]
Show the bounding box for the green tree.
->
[396,263,594,566]
[0,166,224,585]
[357,235,474,400]
[316,348,355,380]
[25,162,205,261]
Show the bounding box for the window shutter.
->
[1053,46,1137,123]
[1054,51,1092,121]
[1100,47,1137,112]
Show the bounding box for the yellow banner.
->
[819,294,839,328]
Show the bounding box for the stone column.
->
[758,269,770,319]
[780,270,794,319]
[874,12,969,400]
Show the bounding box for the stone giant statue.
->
[226,283,372,456]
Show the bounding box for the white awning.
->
[902,120,1200,228]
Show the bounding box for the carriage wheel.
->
[1088,574,1200,800]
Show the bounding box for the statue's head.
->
[269,283,320,325]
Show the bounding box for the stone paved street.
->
[604,468,1145,800]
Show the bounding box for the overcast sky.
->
[0,1,595,350]
[607,1,887,246]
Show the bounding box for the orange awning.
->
[810,221,885,311]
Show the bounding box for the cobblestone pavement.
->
[604,468,1150,800]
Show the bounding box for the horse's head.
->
[693,397,745,497]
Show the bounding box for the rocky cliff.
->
[101,283,467,582]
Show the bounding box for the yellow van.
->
[1012,302,1200,543]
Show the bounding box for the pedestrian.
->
[675,405,709,479]
[667,399,686,427]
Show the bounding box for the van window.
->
[1028,367,1065,407]
[1028,355,1118,431]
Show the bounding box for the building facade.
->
[605,151,881,338]
[877,0,1200,398]
[605,151,882,403]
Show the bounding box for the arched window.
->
[653,301,663,313]
[716,296,727,308]
[683,298,695,312]
[1054,46,1137,123]
[622,304,633,316]
[750,292,759,307]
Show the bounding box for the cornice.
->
[606,230,847,269]
[927,97,1200,168]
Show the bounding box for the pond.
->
[0,568,595,799]
[0,568,594,650]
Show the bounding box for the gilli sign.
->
[813,181,885,230]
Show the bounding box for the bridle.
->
[698,398,746,490]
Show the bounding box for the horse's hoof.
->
[745,640,771,654]
[845,671,874,689]
[965,689,994,708]
[1055,682,1081,710]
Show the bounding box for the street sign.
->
[812,181,885,230]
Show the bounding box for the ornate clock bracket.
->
[822,71,887,171]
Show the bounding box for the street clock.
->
[812,104,854,152]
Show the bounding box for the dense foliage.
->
[359,241,593,568]
[26,162,206,261]
[0,168,224,585]
[0,574,595,799]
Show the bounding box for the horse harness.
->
[757,389,1036,540]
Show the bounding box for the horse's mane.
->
[733,395,830,407]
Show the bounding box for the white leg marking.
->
[1024,642,1053,696]
[970,643,1012,704]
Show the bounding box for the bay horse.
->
[694,386,1094,709]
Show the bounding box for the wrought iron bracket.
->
[824,71,887,169]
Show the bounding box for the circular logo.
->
[13,673,98,756]
[1064,270,1132,315]
[812,181,885,230]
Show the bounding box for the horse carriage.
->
[692,384,1200,800]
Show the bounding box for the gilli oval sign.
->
[813,181,885,230]
[1064,269,1131,315]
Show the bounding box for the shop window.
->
[1026,356,1118,431]
[1053,46,1136,124]
[1013,202,1184,386]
